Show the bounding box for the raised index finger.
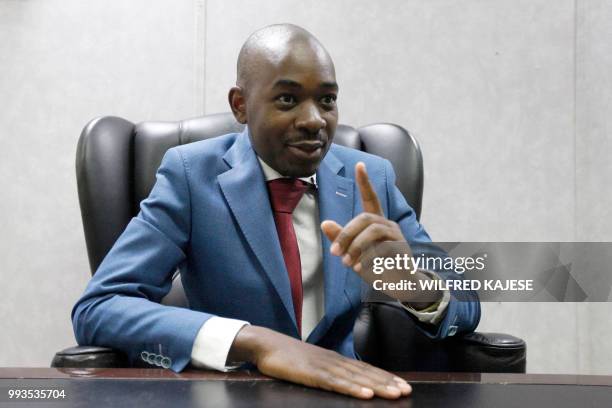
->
[355,162,383,215]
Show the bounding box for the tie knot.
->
[267,178,309,214]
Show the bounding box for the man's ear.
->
[228,87,247,124]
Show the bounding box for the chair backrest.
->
[76,112,423,274]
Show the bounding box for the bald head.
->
[228,24,339,177]
[236,24,334,92]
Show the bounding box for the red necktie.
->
[267,178,309,335]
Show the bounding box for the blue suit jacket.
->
[72,128,480,372]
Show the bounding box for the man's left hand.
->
[321,162,441,308]
[321,162,406,274]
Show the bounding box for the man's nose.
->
[295,102,326,134]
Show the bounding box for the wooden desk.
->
[1,368,612,407]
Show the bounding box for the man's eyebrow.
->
[320,81,339,91]
[273,79,303,89]
[272,79,339,91]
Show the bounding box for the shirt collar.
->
[257,156,318,188]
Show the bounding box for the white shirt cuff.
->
[400,270,450,325]
[190,316,250,372]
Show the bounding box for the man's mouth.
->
[286,141,325,159]
[287,141,324,152]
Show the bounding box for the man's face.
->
[241,47,338,177]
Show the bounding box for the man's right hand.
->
[227,325,411,400]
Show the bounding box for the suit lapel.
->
[218,130,297,331]
[307,150,355,344]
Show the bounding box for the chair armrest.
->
[354,302,526,373]
[446,331,526,373]
[51,346,128,368]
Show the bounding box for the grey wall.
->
[0,0,610,373]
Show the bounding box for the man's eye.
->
[320,95,337,106]
[276,95,296,105]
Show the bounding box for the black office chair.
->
[53,113,526,372]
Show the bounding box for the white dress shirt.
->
[190,158,449,371]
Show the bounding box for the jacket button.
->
[161,357,172,369]
[147,354,157,365]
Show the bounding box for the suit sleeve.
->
[382,159,481,338]
[71,148,211,372]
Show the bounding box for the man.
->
[72,24,480,400]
